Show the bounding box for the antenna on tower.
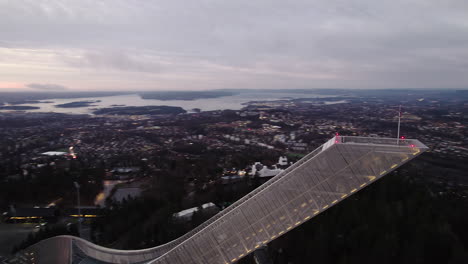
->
[397,105,401,145]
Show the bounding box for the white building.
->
[173,202,217,220]
[250,162,284,178]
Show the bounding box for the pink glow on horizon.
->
[0,82,24,89]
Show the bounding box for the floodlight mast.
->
[397,105,401,144]
[73,181,81,237]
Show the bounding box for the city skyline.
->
[1,0,468,92]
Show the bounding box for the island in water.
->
[7,100,54,105]
[93,106,186,115]
[55,100,101,108]
[0,106,40,110]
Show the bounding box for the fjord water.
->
[14,91,333,114]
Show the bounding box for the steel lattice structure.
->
[17,136,428,264]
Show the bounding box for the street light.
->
[73,181,81,237]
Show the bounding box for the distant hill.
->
[0,106,40,110]
[139,90,236,101]
[0,91,131,104]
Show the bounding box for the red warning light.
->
[400,136,405,139]
[410,144,415,148]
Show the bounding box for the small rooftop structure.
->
[41,151,67,156]
[63,208,103,218]
[278,156,288,166]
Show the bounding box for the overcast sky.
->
[1,0,467,91]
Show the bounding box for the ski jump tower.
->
[17,136,428,264]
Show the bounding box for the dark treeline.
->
[0,160,104,208]
[12,223,79,254]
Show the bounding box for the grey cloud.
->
[61,50,161,73]
[0,0,467,90]
[26,83,69,91]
